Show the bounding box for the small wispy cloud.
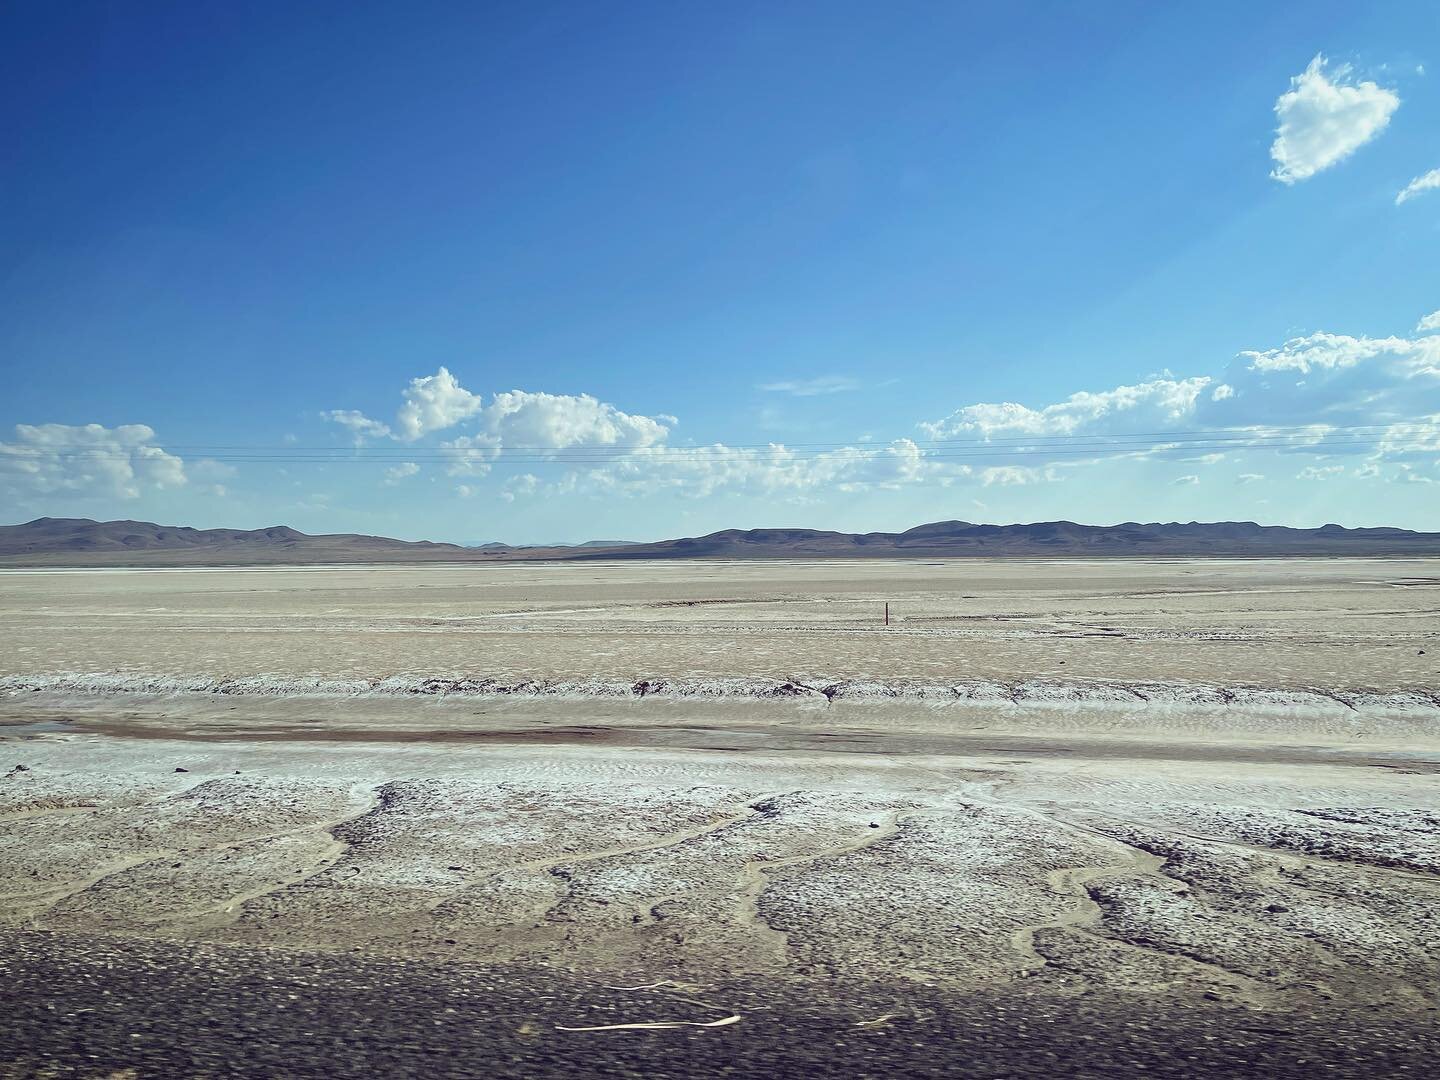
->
[1172,475,1200,486]
[382,462,420,485]
[323,409,392,443]
[1397,168,1440,206]
[757,375,861,397]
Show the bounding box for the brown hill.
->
[0,518,469,566]
[560,519,1440,559]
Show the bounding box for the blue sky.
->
[3,1,1438,542]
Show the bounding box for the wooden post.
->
[884,602,889,626]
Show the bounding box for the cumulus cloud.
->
[382,462,420,485]
[1237,473,1265,484]
[1269,55,1399,184]
[0,423,188,500]
[323,320,1440,504]
[757,375,862,396]
[1396,167,1440,206]
[1297,465,1345,480]
[1211,333,1440,430]
[481,390,669,449]
[327,369,672,456]
[414,314,1440,502]
[1238,332,1424,373]
[502,439,973,501]
[1417,310,1440,335]
[918,315,1440,476]
[1173,475,1200,486]
[921,377,1213,439]
[324,367,486,444]
[395,367,484,440]
[322,410,392,443]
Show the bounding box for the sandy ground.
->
[1,560,1438,1075]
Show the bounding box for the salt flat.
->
[2,557,1437,690]
[1,559,1438,1076]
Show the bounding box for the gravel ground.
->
[2,930,1437,1079]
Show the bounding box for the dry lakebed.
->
[1,558,1438,1077]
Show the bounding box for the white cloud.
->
[757,375,862,396]
[322,410,391,443]
[1297,465,1345,480]
[395,367,484,440]
[918,317,1440,471]
[319,318,1440,504]
[480,390,669,449]
[1239,332,1422,373]
[1213,334,1440,431]
[1270,55,1399,184]
[505,439,973,501]
[1237,473,1265,484]
[440,435,501,478]
[326,370,673,477]
[1173,475,1200,486]
[325,369,483,443]
[1396,167,1440,206]
[382,462,420,485]
[1376,417,1440,456]
[0,423,188,500]
[979,465,1060,487]
[1417,310,1440,335]
[921,378,1211,439]
[435,386,671,478]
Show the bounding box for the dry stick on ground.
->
[555,1015,742,1033]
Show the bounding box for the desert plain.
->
[2,557,1438,1077]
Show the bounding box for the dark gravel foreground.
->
[1,931,1434,1079]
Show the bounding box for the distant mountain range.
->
[466,539,641,550]
[2,516,1439,566]
[557,520,1440,559]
